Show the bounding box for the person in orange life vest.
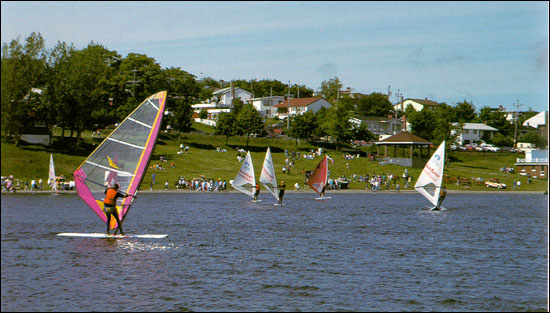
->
[254,183,260,201]
[103,183,129,235]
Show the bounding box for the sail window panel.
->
[131,98,160,126]
[109,121,152,148]
[80,141,143,192]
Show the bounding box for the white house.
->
[191,86,253,126]
[451,123,499,145]
[273,97,331,119]
[250,96,285,118]
[394,98,440,112]
[523,111,548,128]
[350,116,403,136]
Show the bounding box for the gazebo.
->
[375,132,432,167]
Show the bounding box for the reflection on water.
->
[1,192,548,311]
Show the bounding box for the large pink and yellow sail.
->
[74,91,167,229]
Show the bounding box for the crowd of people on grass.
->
[1,174,74,192]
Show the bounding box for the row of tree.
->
[2,32,544,151]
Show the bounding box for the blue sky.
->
[2,1,548,112]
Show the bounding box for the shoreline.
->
[3,189,547,195]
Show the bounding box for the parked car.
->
[485,178,506,189]
[481,144,501,152]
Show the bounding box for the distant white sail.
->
[414,141,446,207]
[49,153,57,192]
[260,147,279,201]
[232,151,256,198]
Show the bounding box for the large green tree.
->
[1,32,48,145]
[318,77,342,104]
[356,92,393,117]
[287,110,318,147]
[235,103,265,148]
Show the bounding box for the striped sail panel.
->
[74,91,167,229]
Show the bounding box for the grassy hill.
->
[1,124,548,192]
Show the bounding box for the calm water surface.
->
[1,192,548,312]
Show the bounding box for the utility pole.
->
[287,81,291,130]
[126,68,140,98]
[513,100,523,148]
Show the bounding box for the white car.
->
[485,179,506,189]
[482,144,500,152]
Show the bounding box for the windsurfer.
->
[103,184,129,235]
[254,182,260,201]
[320,182,327,198]
[278,180,286,205]
[436,185,447,209]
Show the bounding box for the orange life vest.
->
[104,188,118,205]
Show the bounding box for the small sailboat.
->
[307,154,330,200]
[414,140,446,210]
[231,151,256,198]
[260,147,279,202]
[48,153,58,194]
[59,91,169,239]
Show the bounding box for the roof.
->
[376,132,432,145]
[212,87,252,95]
[405,98,440,106]
[523,111,548,128]
[273,97,324,108]
[454,123,499,131]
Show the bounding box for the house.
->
[250,96,285,118]
[273,97,331,119]
[349,116,403,136]
[514,149,548,178]
[394,98,440,112]
[523,111,548,141]
[191,86,253,126]
[451,122,499,145]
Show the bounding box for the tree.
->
[62,43,120,150]
[235,103,264,148]
[318,77,342,104]
[1,32,48,145]
[215,112,237,145]
[454,100,476,123]
[351,122,374,142]
[519,131,547,148]
[407,108,436,140]
[356,92,393,117]
[287,110,318,147]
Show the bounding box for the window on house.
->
[464,130,469,134]
[473,130,477,135]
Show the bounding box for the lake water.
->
[1,192,548,312]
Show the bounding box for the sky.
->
[1,1,548,112]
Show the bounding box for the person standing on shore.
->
[278,180,286,205]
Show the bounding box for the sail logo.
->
[107,156,119,169]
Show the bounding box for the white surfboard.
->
[57,233,168,239]
[315,196,331,200]
[273,203,284,206]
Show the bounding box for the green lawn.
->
[1,125,548,193]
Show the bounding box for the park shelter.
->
[375,132,432,167]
